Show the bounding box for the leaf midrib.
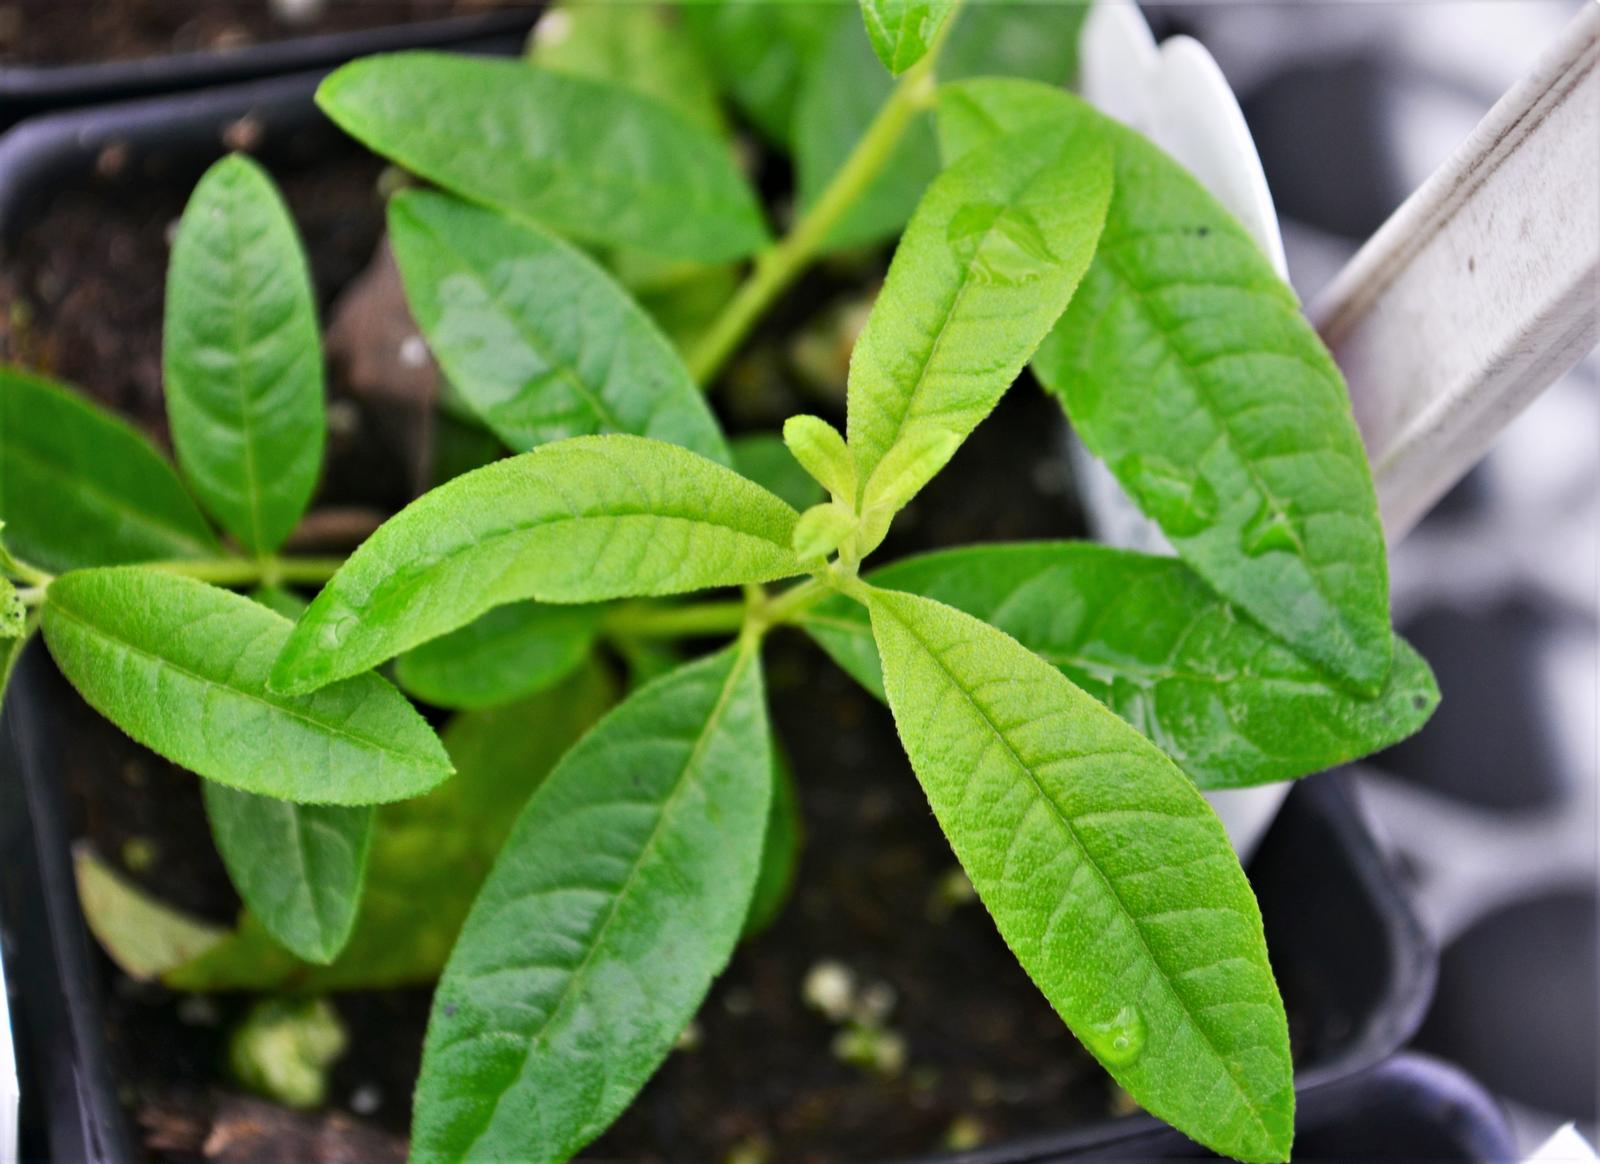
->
[878,598,1278,1147]
[461,646,755,1155]
[47,597,443,776]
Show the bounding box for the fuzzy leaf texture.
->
[0,369,218,572]
[941,79,1393,691]
[412,645,772,1162]
[163,155,325,554]
[202,782,373,963]
[272,436,802,694]
[860,0,955,74]
[804,544,1438,790]
[869,590,1293,1161]
[40,568,451,804]
[394,601,604,711]
[846,121,1112,512]
[316,53,769,263]
[388,191,729,463]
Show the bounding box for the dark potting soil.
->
[0,0,523,67]
[0,131,1226,1159]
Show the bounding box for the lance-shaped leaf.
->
[845,120,1111,512]
[394,601,604,711]
[942,79,1393,692]
[272,436,803,694]
[803,544,1438,790]
[0,368,218,572]
[202,782,373,964]
[316,53,769,263]
[40,568,451,805]
[868,589,1294,1162]
[682,0,836,144]
[413,645,772,1162]
[860,0,955,74]
[164,154,325,555]
[530,1,725,135]
[387,191,729,463]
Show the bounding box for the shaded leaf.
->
[272,435,802,694]
[869,589,1293,1162]
[681,0,836,143]
[803,543,1437,789]
[317,53,769,262]
[203,782,373,963]
[729,433,827,512]
[164,154,325,554]
[744,741,801,938]
[74,848,228,980]
[388,191,728,463]
[412,645,772,1161]
[0,368,218,572]
[41,568,451,804]
[394,601,604,711]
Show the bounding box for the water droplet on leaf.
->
[1083,1004,1146,1067]
[946,202,1058,287]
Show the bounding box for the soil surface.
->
[0,0,524,67]
[0,40,1172,1163]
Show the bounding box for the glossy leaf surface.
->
[317,53,769,262]
[869,589,1293,1161]
[41,568,450,804]
[860,0,955,74]
[804,544,1438,789]
[942,79,1392,690]
[846,122,1111,510]
[273,436,802,694]
[389,191,729,464]
[203,782,373,963]
[164,155,325,554]
[0,369,218,572]
[394,600,603,711]
[413,646,772,1161]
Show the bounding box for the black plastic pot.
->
[0,7,540,131]
[0,60,1482,1164]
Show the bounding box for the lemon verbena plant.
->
[0,3,1439,1161]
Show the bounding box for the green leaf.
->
[202,782,373,963]
[792,501,858,562]
[272,435,803,694]
[729,433,827,512]
[681,0,836,143]
[316,53,769,263]
[529,1,725,135]
[793,9,941,251]
[803,544,1438,790]
[388,190,729,464]
[164,154,325,555]
[74,849,229,981]
[943,79,1393,692]
[413,644,772,1162]
[0,368,218,572]
[868,589,1293,1162]
[860,0,955,75]
[0,576,22,639]
[251,585,309,620]
[845,120,1112,512]
[40,568,451,805]
[940,1,1087,87]
[163,663,617,993]
[782,414,856,501]
[394,601,603,711]
[744,741,802,938]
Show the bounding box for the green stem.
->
[748,576,832,631]
[685,29,950,387]
[140,556,345,588]
[605,599,749,640]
